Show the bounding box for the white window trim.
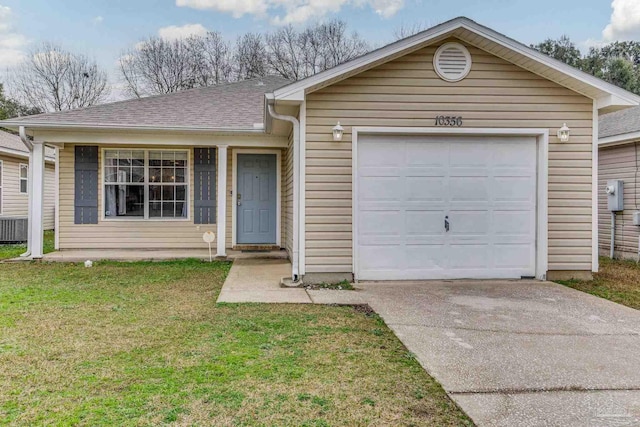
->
[101,148,190,222]
[0,159,3,214]
[351,126,549,281]
[19,163,28,194]
[231,148,282,247]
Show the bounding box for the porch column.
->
[216,145,228,257]
[30,141,46,258]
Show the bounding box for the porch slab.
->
[217,258,311,304]
[36,249,287,263]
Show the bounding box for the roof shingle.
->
[599,106,640,139]
[3,76,291,131]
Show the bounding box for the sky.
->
[0,0,638,100]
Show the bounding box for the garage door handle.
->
[445,216,450,232]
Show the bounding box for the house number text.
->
[435,116,463,127]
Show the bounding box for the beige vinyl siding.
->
[59,145,206,249]
[0,154,55,230]
[305,40,594,274]
[60,145,286,250]
[598,142,640,259]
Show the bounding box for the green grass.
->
[556,257,640,310]
[0,259,472,426]
[0,230,55,260]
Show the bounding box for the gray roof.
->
[0,130,55,160]
[599,106,640,139]
[2,76,291,131]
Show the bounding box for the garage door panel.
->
[405,245,447,270]
[493,211,535,236]
[406,210,447,236]
[494,141,537,167]
[448,244,490,268]
[407,177,446,201]
[449,211,490,236]
[450,142,491,166]
[359,176,401,201]
[356,135,537,280]
[360,210,401,236]
[405,140,448,166]
[493,244,535,269]
[358,245,406,270]
[493,177,535,202]
[359,141,404,166]
[450,177,490,201]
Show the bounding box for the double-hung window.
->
[103,149,188,219]
[19,164,28,194]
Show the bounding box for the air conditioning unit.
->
[0,217,28,242]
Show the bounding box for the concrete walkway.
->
[217,259,311,303]
[354,280,640,427]
[219,267,640,426]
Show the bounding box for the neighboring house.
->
[598,106,640,260]
[0,130,56,236]
[2,17,640,282]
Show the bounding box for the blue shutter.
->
[194,148,216,224]
[74,146,98,224]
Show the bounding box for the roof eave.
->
[0,122,268,134]
[273,17,640,110]
[599,130,640,147]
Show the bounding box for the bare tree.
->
[235,33,268,80]
[11,43,109,112]
[194,31,233,85]
[393,22,428,40]
[119,37,199,98]
[265,20,369,80]
[266,26,304,80]
[314,20,369,71]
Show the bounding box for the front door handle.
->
[445,215,450,232]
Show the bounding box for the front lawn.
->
[556,257,640,310]
[0,260,471,426]
[0,230,55,260]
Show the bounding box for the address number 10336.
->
[435,116,463,127]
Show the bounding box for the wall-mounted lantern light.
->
[557,123,571,142]
[332,122,344,142]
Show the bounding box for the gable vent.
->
[434,42,472,82]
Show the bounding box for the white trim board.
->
[351,126,549,281]
[231,148,282,248]
[599,131,640,148]
[592,102,599,273]
[99,147,191,222]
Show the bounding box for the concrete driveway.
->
[355,280,640,427]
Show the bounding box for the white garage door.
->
[356,135,537,280]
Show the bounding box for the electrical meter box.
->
[606,180,624,212]
[633,212,640,226]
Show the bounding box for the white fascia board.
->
[596,94,638,111]
[0,121,268,134]
[0,146,55,163]
[273,17,640,108]
[598,131,640,147]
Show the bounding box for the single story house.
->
[3,17,640,282]
[0,130,55,241]
[598,106,640,260]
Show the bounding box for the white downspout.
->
[268,103,301,282]
[19,126,33,257]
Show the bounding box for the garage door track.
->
[356,280,640,426]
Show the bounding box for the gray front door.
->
[237,153,277,244]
